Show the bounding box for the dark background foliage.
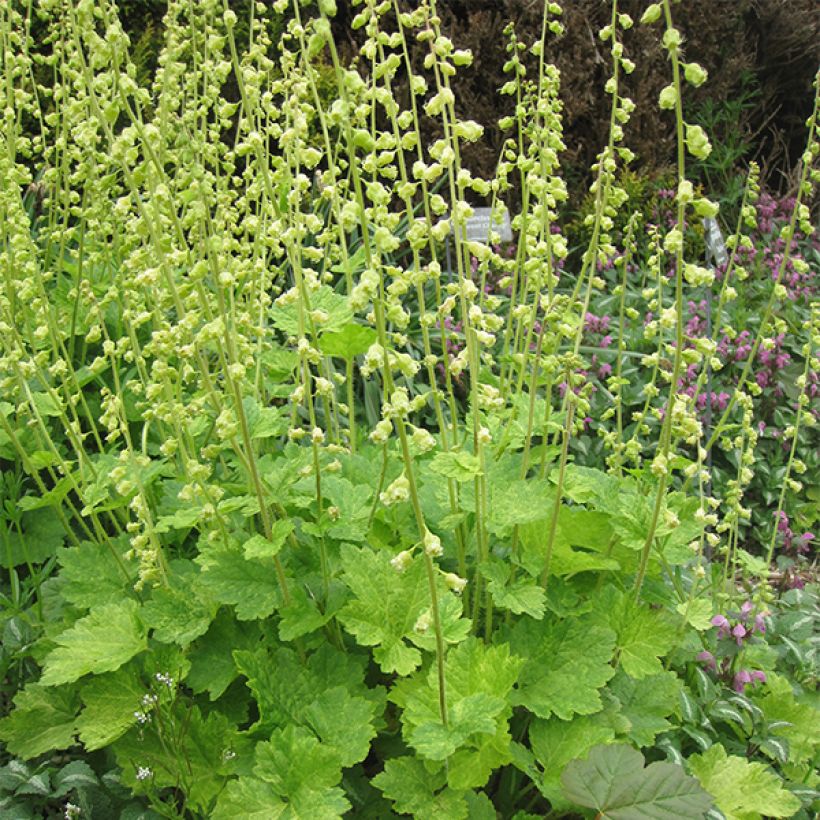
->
[331,0,819,201]
[108,1,819,210]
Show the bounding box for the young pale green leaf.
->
[447,723,514,791]
[56,538,136,609]
[392,638,520,771]
[75,664,145,750]
[142,560,217,645]
[753,673,820,764]
[688,743,801,820]
[0,684,79,759]
[489,479,554,529]
[676,598,715,631]
[518,517,620,579]
[322,475,372,542]
[243,520,293,561]
[510,616,616,719]
[337,544,430,675]
[318,321,378,358]
[253,725,350,819]
[40,599,147,686]
[407,592,472,653]
[609,670,683,747]
[562,743,713,819]
[212,777,286,819]
[373,757,468,820]
[429,450,483,482]
[591,587,677,679]
[410,693,504,760]
[270,285,352,337]
[479,560,545,619]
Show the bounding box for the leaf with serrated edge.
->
[76,665,144,751]
[338,545,429,675]
[592,587,677,679]
[212,778,286,819]
[40,600,147,686]
[610,670,682,747]
[0,685,79,759]
[688,743,801,820]
[562,743,712,819]
[373,757,468,820]
[253,725,350,819]
[510,617,616,719]
[196,546,282,620]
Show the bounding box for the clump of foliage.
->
[0,1,818,818]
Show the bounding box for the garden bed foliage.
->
[0,0,818,818]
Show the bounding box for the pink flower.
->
[697,650,717,672]
[731,623,747,645]
[733,669,752,693]
[711,614,730,639]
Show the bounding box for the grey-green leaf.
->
[561,743,712,819]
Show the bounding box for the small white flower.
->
[423,530,443,558]
[136,766,153,781]
[390,550,414,573]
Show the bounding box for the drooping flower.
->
[711,614,730,639]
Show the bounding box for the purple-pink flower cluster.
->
[776,510,814,560]
[715,192,818,302]
[697,601,769,693]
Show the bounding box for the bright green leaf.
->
[212,777,286,819]
[510,616,616,719]
[196,545,282,620]
[271,286,352,337]
[243,520,293,561]
[688,743,801,820]
[592,587,677,679]
[319,322,378,358]
[254,725,350,819]
[753,674,820,764]
[142,560,217,645]
[676,598,714,631]
[480,560,545,619]
[57,538,136,609]
[76,664,145,750]
[530,712,618,797]
[609,670,682,747]
[0,684,79,759]
[40,600,147,686]
[338,545,430,675]
[373,757,468,820]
